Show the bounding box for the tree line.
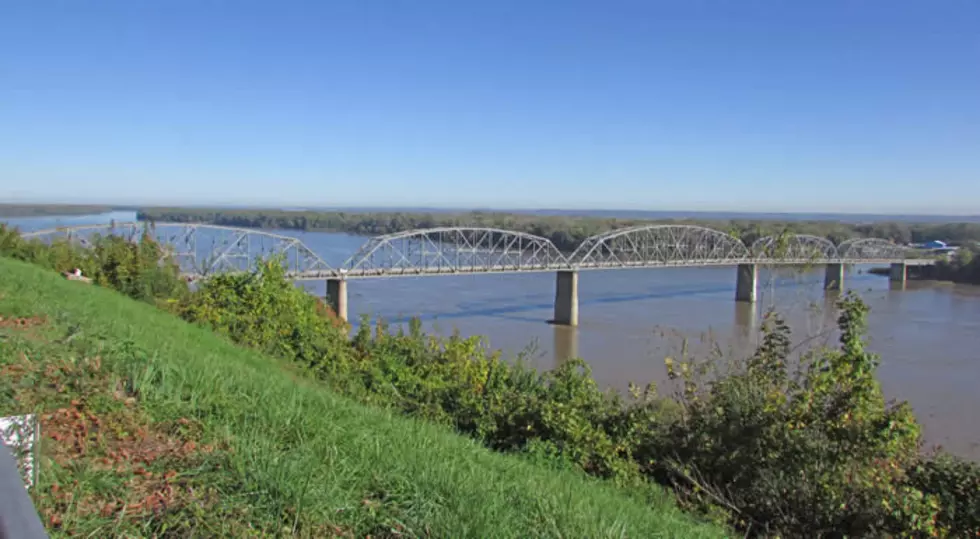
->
[933,246,980,284]
[0,203,115,217]
[137,207,980,253]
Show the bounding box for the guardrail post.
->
[0,416,48,538]
[0,414,39,490]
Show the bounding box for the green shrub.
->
[178,256,352,370]
[935,245,980,284]
[635,294,942,536]
[907,453,980,536]
[343,319,639,481]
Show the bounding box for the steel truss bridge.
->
[21,222,930,281]
[21,222,933,325]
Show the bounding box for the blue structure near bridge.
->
[21,223,932,326]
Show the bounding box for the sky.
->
[1,1,978,214]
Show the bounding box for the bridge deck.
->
[183,258,930,281]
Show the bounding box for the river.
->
[6,211,980,460]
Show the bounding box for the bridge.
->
[21,222,933,326]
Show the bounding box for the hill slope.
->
[0,257,724,538]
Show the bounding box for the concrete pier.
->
[824,263,844,291]
[735,264,757,303]
[553,270,579,326]
[889,262,907,285]
[326,278,348,322]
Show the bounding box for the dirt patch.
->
[42,404,213,465]
[1,348,223,532]
[0,315,46,329]
[39,401,218,525]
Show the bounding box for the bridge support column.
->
[735,264,757,303]
[553,270,579,326]
[326,278,348,322]
[824,263,844,291]
[889,262,907,285]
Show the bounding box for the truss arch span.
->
[19,221,333,278]
[569,224,751,268]
[343,227,568,276]
[838,237,910,261]
[750,234,840,262]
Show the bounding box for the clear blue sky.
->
[2,1,978,214]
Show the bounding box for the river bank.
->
[869,264,938,279]
[870,259,980,285]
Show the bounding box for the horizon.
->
[4,201,980,223]
[2,1,978,213]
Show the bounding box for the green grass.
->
[0,256,727,538]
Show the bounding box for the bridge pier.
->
[326,278,348,322]
[553,270,579,326]
[824,263,844,291]
[735,264,757,303]
[889,262,907,285]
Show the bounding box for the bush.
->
[635,295,944,536]
[178,256,351,369]
[343,319,639,481]
[908,453,980,536]
[935,245,980,284]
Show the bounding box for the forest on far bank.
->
[0,203,117,217]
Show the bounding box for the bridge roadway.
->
[273,258,934,280]
[21,222,935,326]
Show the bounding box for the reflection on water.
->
[4,212,979,460]
[552,325,578,367]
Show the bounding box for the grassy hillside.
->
[0,256,724,538]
